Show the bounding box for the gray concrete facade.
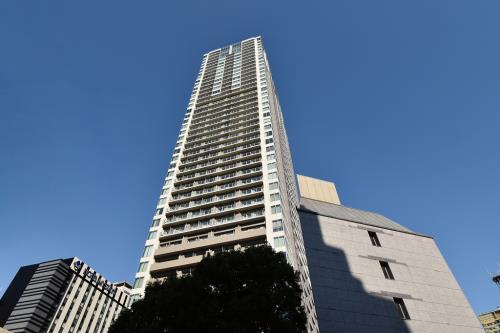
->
[299,197,483,333]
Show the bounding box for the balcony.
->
[154,223,267,260]
[159,209,265,240]
[171,167,261,195]
[164,199,264,227]
[167,187,262,215]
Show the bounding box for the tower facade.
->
[131,37,318,332]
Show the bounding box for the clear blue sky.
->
[1,1,499,314]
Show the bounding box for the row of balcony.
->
[196,83,257,107]
[167,186,262,215]
[176,156,261,182]
[185,119,259,145]
[169,175,262,204]
[191,91,258,121]
[180,141,260,168]
[164,199,264,226]
[178,149,261,175]
[186,115,259,145]
[172,166,261,193]
[189,104,258,134]
[183,127,260,155]
[182,134,260,159]
[154,224,267,263]
[172,174,262,197]
[159,209,265,239]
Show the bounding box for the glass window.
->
[133,277,144,289]
[380,261,395,280]
[269,182,279,190]
[272,219,283,232]
[147,231,157,240]
[393,298,410,320]
[271,205,282,214]
[137,262,148,273]
[270,193,280,202]
[368,231,381,247]
[273,236,286,247]
[268,172,277,180]
[151,219,160,227]
[143,245,153,257]
[268,162,276,170]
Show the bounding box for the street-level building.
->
[0,258,130,333]
[297,175,483,333]
[130,36,318,332]
[479,308,500,333]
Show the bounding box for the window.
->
[265,138,274,144]
[268,172,277,180]
[155,208,163,216]
[137,262,148,272]
[158,198,166,206]
[268,162,276,170]
[271,204,282,214]
[143,245,153,257]
[368,231,381,247]
[270,193,280,202]
[272,219,283,232]
[380,261,394,280]
[151,219,160,227]
[266,146,275,152]
[147,231,157,240]
[393,298,410,320]
[274,236,286,247]
[133,277,144,289]
[269,182,279,190]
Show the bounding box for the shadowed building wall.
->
[298,175,483,333]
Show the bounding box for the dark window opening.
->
[393,298,410,320]
[380,261,395,280]
[368,231,381,247]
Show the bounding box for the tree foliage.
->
[109,246,306,333]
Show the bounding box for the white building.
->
[130,36,318,332]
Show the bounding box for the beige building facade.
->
[298,176,483,333]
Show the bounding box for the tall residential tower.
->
[130,37,318,332]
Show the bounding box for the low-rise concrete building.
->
[0,258,130,333]
[297,175,483,333]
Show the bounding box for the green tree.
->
[110,246,306,333]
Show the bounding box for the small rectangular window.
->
[133,277,144,289]
[380,261,395,280]
[270,193,280,202]
[137,262,148,273]
[393,298,410,320]
[268,162,276,170]
[143,245,153,257]
[147,231,157,240]
[273,236,286,247]
[368,231,381,247]
[271,204,282,214]
[269,182,279,190]
[268,172,277,180]
[272,219,283,232]
[151,219,160,227]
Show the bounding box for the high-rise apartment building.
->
[130,37,318,332]
[0,258,130,333]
